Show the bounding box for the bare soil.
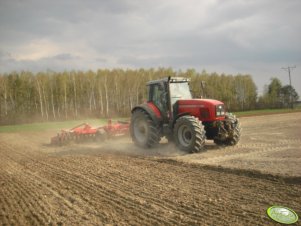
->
[0,113,300,225]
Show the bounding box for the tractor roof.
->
[146,76,190,86]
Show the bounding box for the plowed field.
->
[0,113,300,225]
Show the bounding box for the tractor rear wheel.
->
[173,116,206,153]
[130,109,160,148]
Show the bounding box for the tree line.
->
[0,68,298,125]
[258,77,299,109]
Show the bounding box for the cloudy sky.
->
[0,0,300,95]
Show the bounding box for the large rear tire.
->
[130,109,160,148]
[173,116,206,153]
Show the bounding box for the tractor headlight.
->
[216,105,225,117]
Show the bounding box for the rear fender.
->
[131,103,162,125]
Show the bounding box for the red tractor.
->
[130,77,241,153]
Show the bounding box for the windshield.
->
[169,82,192,105]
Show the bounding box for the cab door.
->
[148,83,168,120]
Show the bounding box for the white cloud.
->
[12,39,60,61]
[0,0,300,95]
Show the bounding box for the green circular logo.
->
[267,206,299,224]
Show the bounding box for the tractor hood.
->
[176,99,225,121]
[177,99,224,107]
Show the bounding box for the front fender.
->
[171,112,192,128]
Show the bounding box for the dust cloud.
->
[52,136,186,157]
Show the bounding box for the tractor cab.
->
[146,77,191,121]
[146,77,225,122]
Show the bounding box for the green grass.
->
[234,107,301,117]
[0,118,109,133]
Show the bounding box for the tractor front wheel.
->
[173,116,206,153]
[214,113,241,146]
[130,109,160,148]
